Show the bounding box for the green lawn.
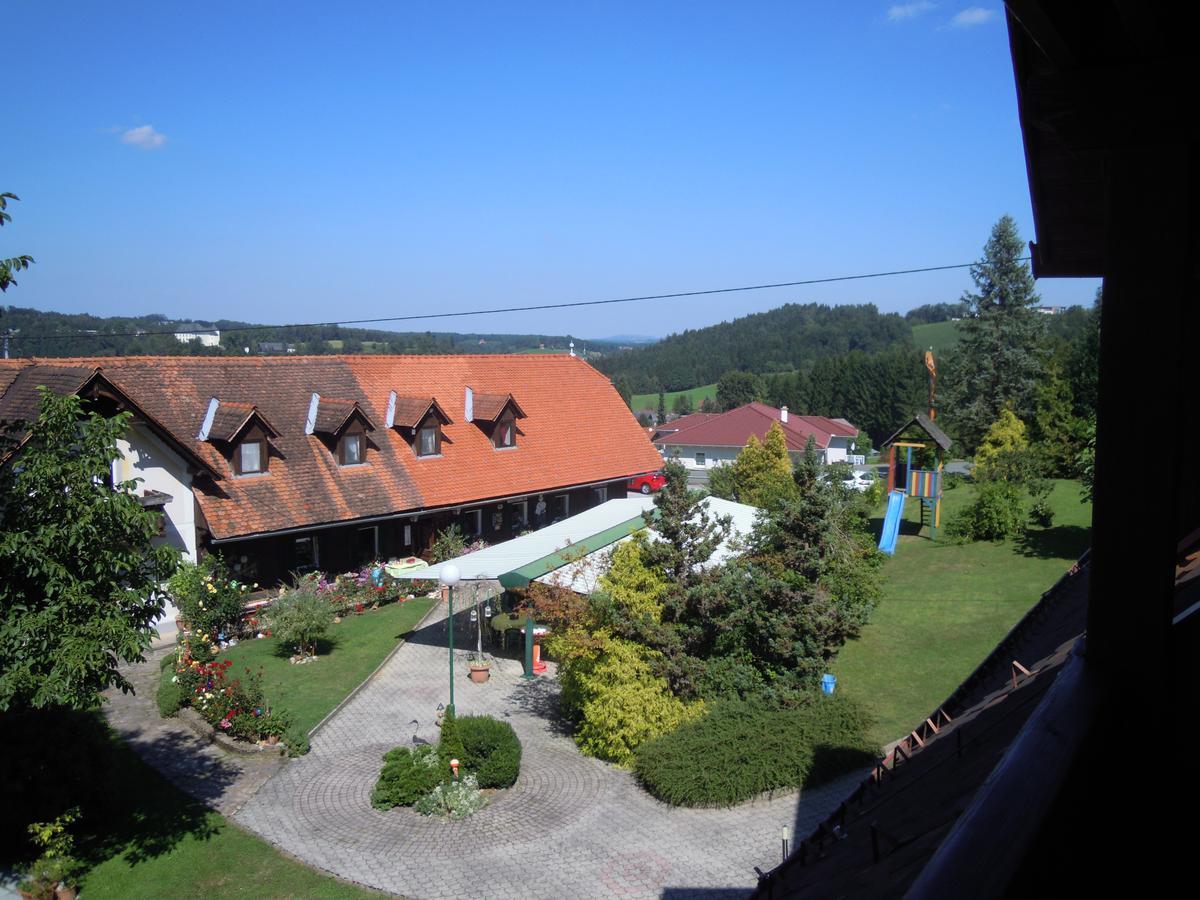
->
[222,595,436,735]
[76,721,376,899]
[833,479,1091,749]
[911,320,963,353]
[632,383,717,413]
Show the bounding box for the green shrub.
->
[457,716,522,788]
[371,745,442,810]
[284,724,310,757]
[156,668,184,718]
[554,629,703,766]
[168,555,252,641]
[414,774,487,819]
[633,695,876,807]
[437,707,466,772]
[947,481,1026,541]
[267,583,334,658]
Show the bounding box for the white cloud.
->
[949,6,996,27]
[120,124,167,150]
[888,2,936,21]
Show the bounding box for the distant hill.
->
[595,302,913,393]
[0,306,622,360]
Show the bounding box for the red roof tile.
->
[8,355,662,541]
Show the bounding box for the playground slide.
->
[878,490,905,555]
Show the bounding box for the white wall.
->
[824,436,850,464]
[114,423,198,639]
[657,444,739,469]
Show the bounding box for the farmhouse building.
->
[0,354,662,586]
[655,402,857,468]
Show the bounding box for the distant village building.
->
[1034,305,1065,315]
[173,327,221,347]
[655,402,858,468]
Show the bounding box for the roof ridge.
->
[25,352,582,364]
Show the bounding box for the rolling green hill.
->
[632,383,717,413]
[911,319,963,353]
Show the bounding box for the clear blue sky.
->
[4,1,1098,340]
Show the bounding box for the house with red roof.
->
[0,354,663,586]
[654,402,858,469]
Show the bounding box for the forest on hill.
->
[594,302,913,393]
[0,306,617,359]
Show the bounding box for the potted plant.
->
[19,809,82,900]
[467,653,493,684]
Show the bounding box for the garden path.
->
[235,600,867,900]
[102,646,287,817]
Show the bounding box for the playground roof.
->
[883,413,952,452]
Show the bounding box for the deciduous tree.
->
[0,390,178,711]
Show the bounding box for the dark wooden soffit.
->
[1005,1,1193,278]
[883,413,952,452]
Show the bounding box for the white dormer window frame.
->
[235,436,267,475]
[416,415,442,458]
[339,430,366,466]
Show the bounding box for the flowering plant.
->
[169,554,254,640]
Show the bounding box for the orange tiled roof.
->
[0,354,661,541]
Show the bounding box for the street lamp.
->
[439,564,461,712]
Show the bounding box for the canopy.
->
[389,497,657,589]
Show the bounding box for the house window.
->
[237,439,265,474]
[509,499,528,533]
[295,535,319,573]
[554,494,570,520]
[417,422,440,457]
[403,524,413,550]
[494,413,516,449]
[695,452,706,467]
[339,432,365,466]
[355,526,378,565]
[461,508,482,538]
[594,487,607,506]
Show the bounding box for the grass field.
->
[220,595,435,735]
[911,320,962,353]
[833,478,1091,750]
[632,383,717,413]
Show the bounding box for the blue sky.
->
[4,1,1098,340]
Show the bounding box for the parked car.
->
[842,470,875,492]
[628,472,667,494]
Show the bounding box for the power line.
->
[6,258,1009,345]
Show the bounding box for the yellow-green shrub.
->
[553,628,703,766]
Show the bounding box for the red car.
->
[628,472,667,494]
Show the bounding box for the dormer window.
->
[340,431,365,466]
[417,419,441,457]
[494,412,517,449]
[238,438,265,474]
[468,391,527,450]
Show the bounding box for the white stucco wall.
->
[114,423,197,640]
[657,444,739,469]
[824,436,850,464]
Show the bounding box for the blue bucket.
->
[821,674,837,695]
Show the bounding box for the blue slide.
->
[878,490,905,555]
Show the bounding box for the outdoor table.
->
[489,612,522,649]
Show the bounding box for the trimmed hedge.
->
[632,695,877,807]
[457,715,522,788]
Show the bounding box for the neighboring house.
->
[650,411,718,443]
[0,354,663,587]
[655,402,857,468]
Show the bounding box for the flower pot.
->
[266,734,280,745]
[55,884,78,900]
[468,665,491,684]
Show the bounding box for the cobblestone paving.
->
[102,646,286,817]
[237,602,867,899]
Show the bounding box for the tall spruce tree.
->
[946,216,1045,452]
[656,391,668,425]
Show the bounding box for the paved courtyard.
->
[236,600,867,899]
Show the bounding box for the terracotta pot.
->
[266,734,280,745]
[468,665,491,684]
[55,885,78,900]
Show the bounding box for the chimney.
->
[780,405,789,424]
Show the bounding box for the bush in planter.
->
[457,716,522,788]
[414,774,487,820]
[371,744,443,810]
[633,695,876,807]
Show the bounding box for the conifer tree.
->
[657,391,668,426]
[945,216,1045,452]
